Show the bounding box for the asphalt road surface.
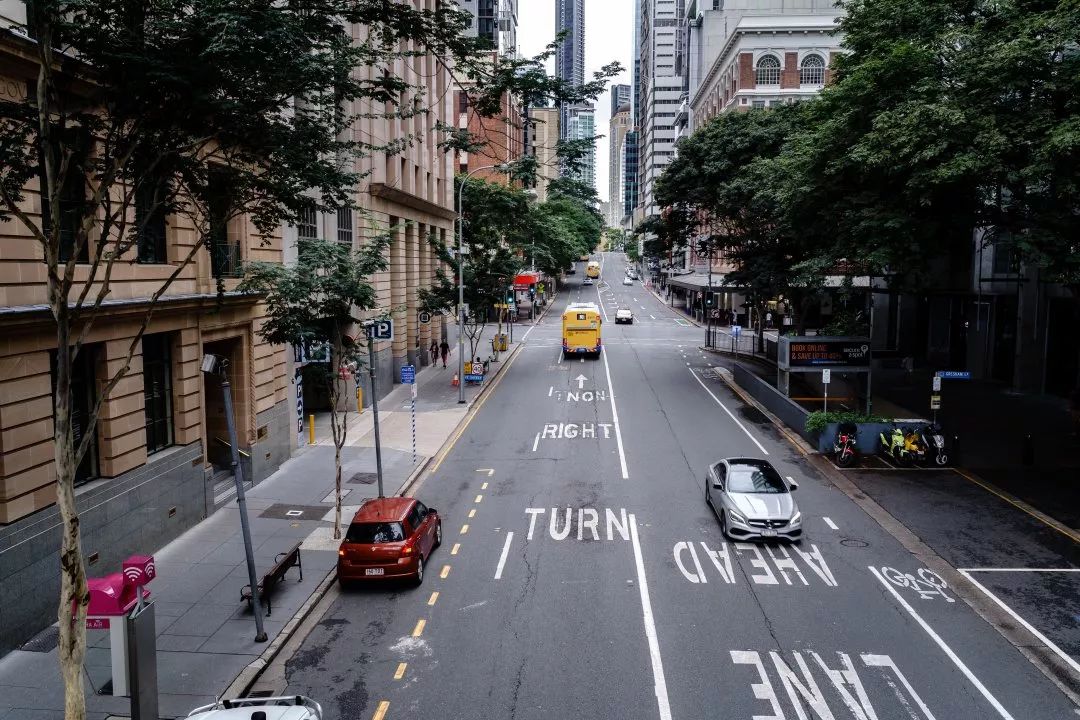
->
[282,253,1079,720]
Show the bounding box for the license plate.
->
[365,568,385,576]
[761,528,777,538]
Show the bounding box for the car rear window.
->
[726,465,786,494]
[345,522,405,543]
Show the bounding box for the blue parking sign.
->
[400,365,416,384]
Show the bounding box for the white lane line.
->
[958,569,1080,677]
[532,433,540,452]
[650,315,656,320]
[958,567,1080,572]
[557,350,564,364]
[823,516,839,530]
[869,566,1016,720]
[522,320,540,341]
[687,368,769,455]
[629,514,673,720]
[548,386,553,397]
[494,532,514,579]
[601,345,630,479]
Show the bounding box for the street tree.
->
[652,104,824,341]
[0,1,545,717]
[240,236,388,541]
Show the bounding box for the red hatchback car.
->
[337,497,442,586]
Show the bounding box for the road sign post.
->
[401,364,416,464]
[365,319,393,497]
[822,368,831,414]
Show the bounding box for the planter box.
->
[814,420,925,454]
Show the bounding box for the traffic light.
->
[704,294,714,307]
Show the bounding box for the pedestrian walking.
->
[766,311,773,329]
[429,339,439,367]
[439,339,450,368]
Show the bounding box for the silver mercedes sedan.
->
[705,458,802,542]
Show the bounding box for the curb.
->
[221,566,338,700]
[713,366,1080,703]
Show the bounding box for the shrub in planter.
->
[805,411,887,435]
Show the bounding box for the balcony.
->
[210,241,243,278]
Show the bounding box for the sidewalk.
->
[0,321,533,720]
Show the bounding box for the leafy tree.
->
[240,237,388,541]
[652,105,824,342]
[0,1,571,716]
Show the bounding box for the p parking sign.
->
[366,319,393,341]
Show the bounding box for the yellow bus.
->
[562,303,602,357]
[585,261,601,279]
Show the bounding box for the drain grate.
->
[348,472,378,485]
[21,625,60,653]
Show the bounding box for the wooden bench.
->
[240,542,303,616]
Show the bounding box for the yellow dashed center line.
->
[393,663,407,680]
[474,494,483,503]
[440,564,451,578]
[372,700,390,720]
[427,591,439,606]
[481,482,489,490]
[468,509,476,518]
[460,524,469,535]
[411,619,426,637]
[451,543,460,555]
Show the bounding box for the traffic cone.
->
[451,373,459,387]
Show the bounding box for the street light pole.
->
[456,162,510,404]
[706,244,713,348]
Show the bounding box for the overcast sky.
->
[517,0,634,204]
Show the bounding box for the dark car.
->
[337,497,442,586]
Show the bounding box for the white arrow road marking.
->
[869,566,1016,720]
[576,374,587,389]
[476,468,495,476]
[494,532,514,579]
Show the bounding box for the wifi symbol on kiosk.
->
[123,566,143,583]
[121,556,155,584]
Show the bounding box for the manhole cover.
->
[21,625,60,653]
[840,538,870,548]
[348,472,378,485]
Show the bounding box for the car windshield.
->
[345,522,405,543]
[726,465,787,494]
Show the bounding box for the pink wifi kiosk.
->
[81,554,155,698]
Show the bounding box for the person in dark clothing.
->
[429,339,439,367]
[439,340,450,368]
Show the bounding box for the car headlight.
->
[727,508,747,525]
[789,511,802,526]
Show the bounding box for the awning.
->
[667,273,734,291]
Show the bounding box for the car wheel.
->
[720,511,732,540]
[413,556,425,586]
[337,576,352,590]
[434,521,443,548]
[705,480,711,505]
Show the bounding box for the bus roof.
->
[566,302,599,311]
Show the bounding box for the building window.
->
[52,345,99,485]
[752,100,767,109]
[142,333,174,454]
[297,201,318,240]
[135,161,168,263]
[208,169,242,277]
[39,127,90,264]
[336,207,353,247]
[992,234,1014,274]
[800,54,826,85]
[755,55,781,86]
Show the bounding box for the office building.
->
[608,103,632,227]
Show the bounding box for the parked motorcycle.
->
[903,427,928,464]
[834,422,859,468]
[917,423,949,466]
[879,425,913,466]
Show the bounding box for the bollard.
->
[356,385,363,414]
[308,414,315,445]
[1022,433,1034,466]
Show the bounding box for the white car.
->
[187,696,323,720]
[583,277,594,285]
[622,276,634,286]
[615,307,634,324]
